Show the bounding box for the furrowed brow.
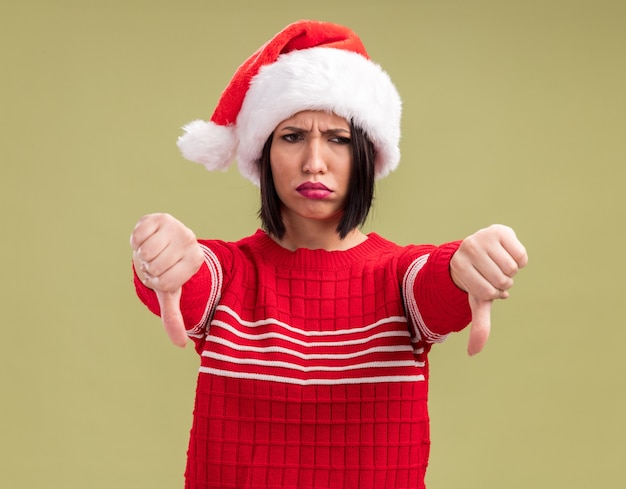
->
[278,126,350,135]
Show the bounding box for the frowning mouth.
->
[296,182,332,199]
[296,182,331,191]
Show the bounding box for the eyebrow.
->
[278,125,351,135]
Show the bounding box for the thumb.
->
[155,289,188,348]
[467,296,493,356]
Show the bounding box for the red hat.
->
[177,20,402,185]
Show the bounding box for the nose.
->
[302,138,327,174]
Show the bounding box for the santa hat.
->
[177,20,402,186]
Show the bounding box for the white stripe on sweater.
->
[186,244,222,338]
[205,336,416,360]
[199,366,425,386]
[402,254,448,344]
[215,305,408,337]
[203,351,420,372]
[211,319,410,348]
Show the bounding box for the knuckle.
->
[495,276,513,290]
[134,247,147,263]
[192,246,204,265]
[461,236,480,256]
[490,223,511,233]
[146,212,173,228]
[153,212,172,220]
[183,230,197,244]
[502,262,518,277]
[516,249,529,267]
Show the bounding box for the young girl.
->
[130,20,527,489]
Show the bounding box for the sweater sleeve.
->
[400,240,472,344]
[132,242,225,340]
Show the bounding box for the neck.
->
[272,216,367,252]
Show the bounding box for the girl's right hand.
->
[130,213,204,347]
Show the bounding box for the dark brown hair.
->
[258,120,376,239]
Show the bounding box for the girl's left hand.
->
[450,224,528,356]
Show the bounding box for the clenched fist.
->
[130,213,204,347]
[450,224,528,356]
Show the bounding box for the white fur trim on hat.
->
[177,120,237,172]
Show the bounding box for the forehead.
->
[275,110,350,130]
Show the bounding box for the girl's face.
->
[270,110,352,227]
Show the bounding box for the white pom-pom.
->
[176,120,237,172]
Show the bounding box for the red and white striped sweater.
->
[134,230,471,488]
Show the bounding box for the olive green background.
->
[2,0,624,487]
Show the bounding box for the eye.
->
[281,133,303,143]
[330,136,352,145]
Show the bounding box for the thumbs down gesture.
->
[450,225,528,356]
[130,213,205,347]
